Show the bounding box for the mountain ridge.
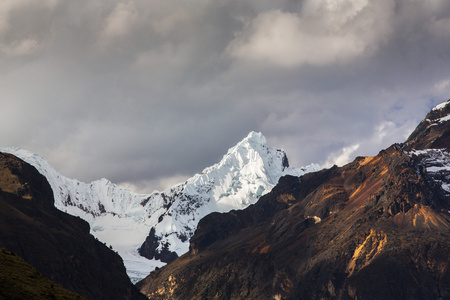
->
[136,100,450,299]
[0,152,146,300]
[0,131,320,282]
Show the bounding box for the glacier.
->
[0,131,320,283]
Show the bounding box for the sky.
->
[1,0,450,193]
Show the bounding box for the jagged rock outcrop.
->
[0,152,146,300]
[136,101,450,300]
[139,227,179,263]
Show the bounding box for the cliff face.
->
[137,101,450,300]
[0,152,146,300]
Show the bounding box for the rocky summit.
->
[137,101,450,299]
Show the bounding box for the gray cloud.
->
[1,0,450,192]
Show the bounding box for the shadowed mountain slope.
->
[0,247,86,300]
[137,101,450,300]
[0,152,146,300]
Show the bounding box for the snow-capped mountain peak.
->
[0,132,320,282]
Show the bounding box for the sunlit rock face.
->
[137,101,450,300]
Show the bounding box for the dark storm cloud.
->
[1,0,450,192]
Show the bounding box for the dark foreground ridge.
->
[137,101,450,300]
[0,152,146,300]
[0,247,86,300]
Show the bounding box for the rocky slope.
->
[0,152,146,300]
[136,100,450,299]
[0,132,320,282]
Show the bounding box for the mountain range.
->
[0,131,320,282]
[136,100,450,299]
[1,100,449,299]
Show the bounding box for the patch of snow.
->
[432,100,450,111]
[437,114,450,123]
[441,183,450,193]
[427,166,450,172]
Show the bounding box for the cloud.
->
[429,17,450,37]
[119,174,189,194]
[151,9,190,36]
[435,79,450,92]
[1,0,450,192]
[321,119,416,168]
[0,0,58,35]
[100,1,137,42]
[1,38,40,56]
[227,0,394,67]
[0,0,57,59]
[324,144,360,167]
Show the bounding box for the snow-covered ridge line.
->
[0,132,321,282]
[432,99,450,111]
[426,100,450,125]
[0,146,149,224]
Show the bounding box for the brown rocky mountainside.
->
[137,101,450,300]
[0,152,146,300]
